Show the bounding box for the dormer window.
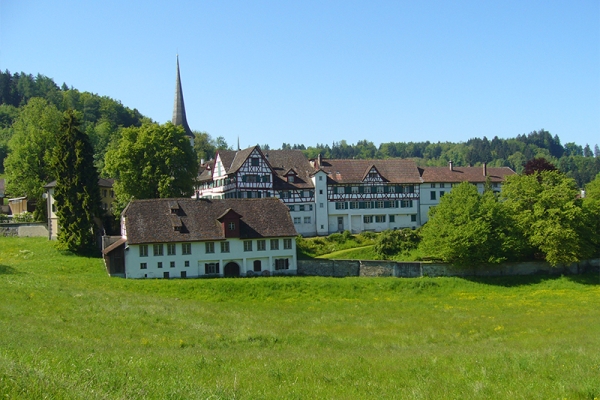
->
[228,222,235,231]
[288,175,295,183]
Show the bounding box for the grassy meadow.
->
[1,237,600,399]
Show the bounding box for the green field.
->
[1,237,599,399]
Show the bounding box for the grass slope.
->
[1,237,600,399]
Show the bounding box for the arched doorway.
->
[224,262,240,277]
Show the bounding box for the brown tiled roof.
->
[419,166,515,183]
[265,149,316,189]
[124,197,297,245]
[319,159,422,184]
[197,160,215,183]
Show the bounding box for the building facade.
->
[103,197,297,279]
[196,146,515,235]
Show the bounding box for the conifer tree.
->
[52,110,101,253]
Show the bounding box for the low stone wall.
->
[297,258,600,278]
[0,223,48,238]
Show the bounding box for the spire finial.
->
[172,55,194,142]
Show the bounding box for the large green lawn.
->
[1,237,599,399]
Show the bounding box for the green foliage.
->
[51,110,101,254]
[374,228,421,258]
[104,122,197,213]
[11,211,35,223]
[296,231,377,259]
[420,182,513,266]
[501,171,595,266]
[1,237,600,399]
[3,98,62,220]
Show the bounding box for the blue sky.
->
[1,1,598,150]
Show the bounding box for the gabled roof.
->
[124,197,297,245]
[265,150,316,189]
[361,165,387,182]
[319,159,422,184]
[419,166,515,183]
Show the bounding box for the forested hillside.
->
[2,70,599,190]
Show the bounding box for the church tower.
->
[172,55,195,146]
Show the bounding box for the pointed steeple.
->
[172,55,194,143]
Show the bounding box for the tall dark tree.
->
[523,157,556,175]
[52,110,101,253]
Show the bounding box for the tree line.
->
[375,168,600,267]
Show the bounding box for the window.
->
[253,260,262,272]
[221,242,230,253]
[257,240,266,251]
[184,260,189,267]
[335,202,347,210]
[157,262,163,269]
[140,262,147,269]
[284,238,292,249]
[319,189,323,194]
[205,263,219,274]
[309,205,313,211]
[440,183,445,188]
[103,189,107,197]
[319,175,323,181]
[337,187,345,194]
[205,242,215,254]
[299,205,305,211]
[244,241,252,252]
[170,261,175,268]
[139,245,148,257]
[411,215,417,222]
[375,215,386,223]
[275,258,290,270]
[288,175,295,183]
[389,186,396,193]
[270,239,279,250]
[163,272,170,279]
[389,215,395,223]
[350,201,359,209]
[153,244,163,256]
[376,201,384,208]
[319,203,324,208]
[251,157,259,166]
[110,190,114,198]
[294,217,301,224]
[228,222,235,231]
[430,191,437,201]
[364,216,373,223]
[440,191,445,197]
[304,216,311,224]
[431,183,436,188]
[288,205,295,212]
[401,200,413,208]
[352,186,359,194]
[181,271,187,278]
[167,243,176,255]
[376,186,384,193]
[364,186,371,194]
[182,243,191,255]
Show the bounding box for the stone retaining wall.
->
[0,223,48,238]
[297,258,600,278]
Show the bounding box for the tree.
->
[193,131,216,162]
[501,171,592,266]
[523,157,556,175]
[51,110,101,253]
[104,122,197,213]
[419,182,512,267]
[3,98,62,219]
[374,228,420,258]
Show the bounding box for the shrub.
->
[12,212,35,223]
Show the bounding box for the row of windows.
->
[139,239,291,257]
[140,260,191,269]
[362,214,417,223]
[333,185,415,195]
[335,200,414,210]
[141,259,290,273]
[241,174,271,183]
[293,217,311,224]
[288,204,314,212]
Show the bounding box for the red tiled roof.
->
[419,166,515,183]
[124,197,297,245]
[319,159,422,184]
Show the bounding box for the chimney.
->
[449,160,453,171]
[317,153,322,168]
[483,162,487,176]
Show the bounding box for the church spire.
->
[172,55,194,143]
